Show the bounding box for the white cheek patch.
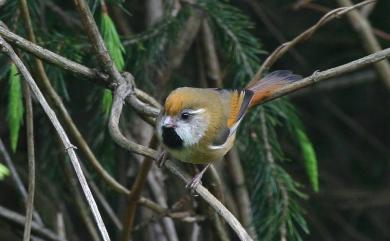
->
[175,112,208,147]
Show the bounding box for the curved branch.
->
[108,73,157,158]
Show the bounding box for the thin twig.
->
[200,20,223,88]
[0,138,43,225]
[122,136,158,241]
[336,0,390,90]
[62,157,101,241]
[0,205,66,241]
[45,1,82,28]
[56,213,66,240]
[7,3,137,198]
[72,0,123,83]
[259,47,390,104]
[243,0,307,68]
[165,160,254,241]
[108,72,253,240]
[0,22,109,83]
[147,167,179,241]
[251,0,375,83]
[22,79,36,241]
[226,149,258,240]
[0,36,111,241]
[89,179,123,230]
[0,26,161,213]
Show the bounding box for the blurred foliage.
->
[0,164,9,180]
[0,0,389,241]
[7,64,24,152]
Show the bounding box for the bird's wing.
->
[208,89,253,150]
[226,90,253,130]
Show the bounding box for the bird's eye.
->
[181,112,190,120]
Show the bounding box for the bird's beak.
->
[162,116,176,128]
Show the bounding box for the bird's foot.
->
[156,151,167,168]
[186,174,202,196]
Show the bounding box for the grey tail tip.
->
[266,70,302,83]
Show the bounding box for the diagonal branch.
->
[0,137,43,225]
[0,205,66,241]
[165,160,254,241]
[0,36,111,241]
[0,24,160,116]
[336,0,390,90]
[251,0,375,83]
[260,47,390,104]
[72,0,123,83]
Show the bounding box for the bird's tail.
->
[245,70,301,108]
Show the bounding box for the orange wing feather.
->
[227,91,242,128]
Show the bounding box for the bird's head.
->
[157,88,215,149]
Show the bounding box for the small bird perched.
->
[156,70,301,189]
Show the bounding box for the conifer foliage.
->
[7,0,388,241]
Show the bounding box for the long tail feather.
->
[245,70,301,108]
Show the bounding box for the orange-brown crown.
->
[164,88,203,116]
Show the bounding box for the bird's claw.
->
[156,151,167,168]
[186,176,202,196]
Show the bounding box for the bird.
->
[156,70,301,190]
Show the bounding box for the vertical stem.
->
[122,136,159,241]
[22,79,35,241]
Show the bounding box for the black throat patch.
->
[162,127,183,149]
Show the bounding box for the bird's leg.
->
[156,151,168,168]
[186,163,212,192]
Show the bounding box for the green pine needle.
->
[100,12,125,71]
[102,89,113,117]
[7,64,24,152]
[295,128,319,192]
[0,163,10,180]
[100,12,125,115]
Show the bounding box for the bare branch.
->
[0,23,108,83]
[0,21,154,202]
[108,73,157,158]
[56,213,66,240]
[260,47,390,104]
[72,0,123,83]
[336,0,390,90]
[22,78,36,241]
[122,136,158,241]
[0,205,66,241]
[165,160,254,241]
[0,138,43,225]
[251,0,375,83]
[89,179,123,230]
[0,36,111,241]
[63,159,101,241]
[226,149,258,240]
[0,25,160,117]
